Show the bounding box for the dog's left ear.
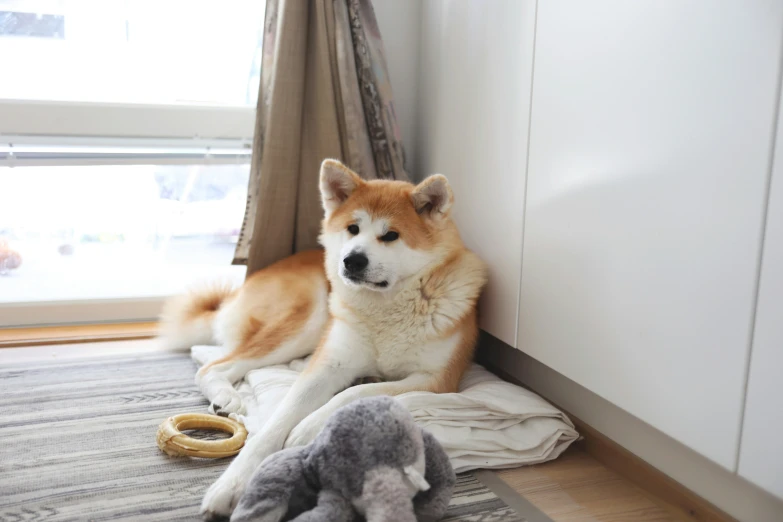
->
[320,159,363,216]
[411,175,454,219]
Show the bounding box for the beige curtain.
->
[233,0,409,274]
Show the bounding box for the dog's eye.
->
[379,231,399,242]
[347,224,360,235]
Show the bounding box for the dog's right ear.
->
[320,159,363,216]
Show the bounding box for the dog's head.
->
[318,159,456,293]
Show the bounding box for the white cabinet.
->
[517,0,783,468]
[417,0,536,347]
[738,93,783,499]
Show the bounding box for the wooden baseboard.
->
[482,360,737,522]
[572,418,737,522]
[0,322,159,348]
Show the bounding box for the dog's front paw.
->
[200,469,246,521]
[209,389,246,417]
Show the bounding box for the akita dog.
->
[160,159,488,519]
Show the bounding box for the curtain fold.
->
[233,0,408,274]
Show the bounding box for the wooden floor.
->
[1,339,680,522]
[498,446,677,522]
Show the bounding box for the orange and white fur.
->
[160,159,488,520]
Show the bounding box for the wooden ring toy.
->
[156,413,248,458]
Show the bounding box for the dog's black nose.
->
[343,252,368,274]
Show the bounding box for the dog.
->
[160,159,488,520]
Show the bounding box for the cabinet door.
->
[519,0,783,468]
[738,91,783,499]
[417,0,536,346]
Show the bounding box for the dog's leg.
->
[201,321,373,520]
[196,331,318,417]
[196,296,329,417]
[286,373,439,447]
[196,359,252,416]
[321,373,439,408]
[201,367,360,520]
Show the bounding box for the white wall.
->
[372,0,421,178]
[415,0,535,346]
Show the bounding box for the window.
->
[0,0,264,327]
[0,0,264,106]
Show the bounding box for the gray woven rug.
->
[0,353,526,522]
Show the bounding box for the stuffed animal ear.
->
[411,175,454,219]
[320,159,363,216]
[413,430,456,521]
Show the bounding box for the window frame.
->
[0,99,256,141]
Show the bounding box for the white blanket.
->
[192,345,579,473]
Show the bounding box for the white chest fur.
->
[329,250,486,380]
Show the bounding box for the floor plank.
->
[497,448,677,522]
[0,322,158,347]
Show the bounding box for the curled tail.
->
[159,283,236,350]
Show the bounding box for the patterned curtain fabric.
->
[233,0,409,273]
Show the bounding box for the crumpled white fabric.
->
[191,345,579,473]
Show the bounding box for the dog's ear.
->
[320,159,363,216]
[411,174,454,219]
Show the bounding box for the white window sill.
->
[0,263,245,327]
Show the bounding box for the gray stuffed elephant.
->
[230,396,455,522]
